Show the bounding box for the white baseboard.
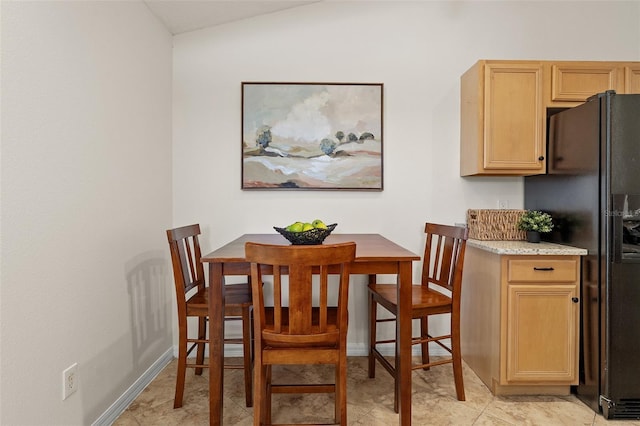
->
[92,348,174,426]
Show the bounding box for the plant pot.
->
[526,231,541,243]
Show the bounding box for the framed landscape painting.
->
[242,82,383,190]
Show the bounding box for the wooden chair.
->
[245,241,356,426]
[166,224,253,409]
[368,223,468,411]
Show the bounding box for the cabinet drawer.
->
[507,259,577,283]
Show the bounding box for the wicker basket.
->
[466,209,526,240]
[273,223,337,245]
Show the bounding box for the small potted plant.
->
[517,210,553,243]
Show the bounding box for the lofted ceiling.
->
[143,0,321,35]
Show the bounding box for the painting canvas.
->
[242,82,383,190]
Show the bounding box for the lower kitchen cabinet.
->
[460,242,585,395]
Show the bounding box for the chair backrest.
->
[421,223,469,298]
[166,224,205,307]
[245,242,356,348]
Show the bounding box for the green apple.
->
[302,222,314,232]
[287,222,304,233]
[312,219,327,229]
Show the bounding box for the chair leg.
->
[336,353,347,425]
[253,356,266,426]
[420,316,430,370]
[265,365,272,425]
[451,319,466,401]
[393,326,399,414]
[250,309,256,363]
[174,323,188,409]
[368,294,377,378]
[195,316,206,376]
[242,306,253,407]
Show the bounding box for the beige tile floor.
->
[114,357,640,425]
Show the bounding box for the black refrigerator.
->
[524,91,640,420]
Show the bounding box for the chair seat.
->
[369,283,452,316]
[185,284,252,317]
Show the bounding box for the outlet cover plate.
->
[63,363,78,400]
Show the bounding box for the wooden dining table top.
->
[201,233,420,264]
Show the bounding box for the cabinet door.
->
[483,64,545,173]
[551,63,623,102]
[505,284,578,383]
[626,65,640,94]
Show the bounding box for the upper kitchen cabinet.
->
[461,59,640,176]
[626,64,640,94]
[460,60,545,176]
[547,62,623,106]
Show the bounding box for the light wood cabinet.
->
[503,258,579,384]
[548,62,623,104]
[460,61,545,176]
[626,65,640,94]
[461,59,640,176]
[460,246,580,395]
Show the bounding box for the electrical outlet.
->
[497,199,509,209]
[62,363,78,400]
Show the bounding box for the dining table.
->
[201,233,421,426]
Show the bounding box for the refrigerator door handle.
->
[612,194,624,263]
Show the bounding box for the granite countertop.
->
[468,239,588,255]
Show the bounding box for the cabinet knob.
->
[538,156,545,161]
[572,297,579,303]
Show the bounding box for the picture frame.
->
[242,82,383,190]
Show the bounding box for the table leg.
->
[396,260,412,426]
[209,263,225,425]
[368,274,377,377]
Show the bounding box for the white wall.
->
[172,1,640,353]
[1,1,173,424]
